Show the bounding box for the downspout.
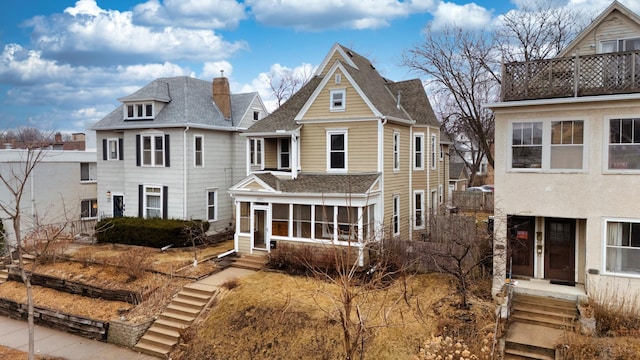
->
[378,117,387,242]
[183,126,190,219]
[409,126,413,241]
[427,127,431,224]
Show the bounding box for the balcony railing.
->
[502,51,640,101]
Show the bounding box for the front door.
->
[253,208,268,250]
[544,218,575,283]
[508,216,535,278]
[113,195,124,217]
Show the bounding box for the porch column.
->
[492,212,508,297]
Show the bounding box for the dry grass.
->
[559,331,640,359]
[0,345,66,360]
[70,240,233,275]
[0,282,133,321]
[173,272,496,360]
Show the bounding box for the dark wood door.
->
[544,218,575,283]
[508,216,535,277]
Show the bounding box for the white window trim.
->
[392,194,400,236]
[125,102,154,120]
[431,134,437,170]
[206,188,218,222]
[439,144,444,162]
[335,74,342,84]
[414,133,424,170]
[194,135,204,167]
[141,133,165,167]
[107,138,119,161]
[393,131,400,172]
[327,129,348,173]
[330,89,346,112]
[413,190,425,230]
[604,116,640,174]
[278,138,291,170]
[80,162,97,183]
[602,217,640,278]
[143,185,163,219]
[438,185,444,204]
[253,109,262,121]
[249,138,264,169]
[80,199,98,220]
[507,119,588,173]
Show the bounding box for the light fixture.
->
[107,191,111,197]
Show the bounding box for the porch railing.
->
[502,51,640,101]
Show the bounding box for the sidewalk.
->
[0,316,155,359]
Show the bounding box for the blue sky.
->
[0,0,635,148]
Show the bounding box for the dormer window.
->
[125,102,154,120]
[330,89,345,111]
[600,37,640,53]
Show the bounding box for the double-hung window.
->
[327,130,347,172]
[108,139,119,160]
[392,194,400,236]
[393,131,400,171]
[250,138,263,168]
[605,220,640,275]
[414,190,424,229]
[194,135,203,167]
[550,121,583,169]
[80,163,97,182]
[330,89,346,111]
[144,186,162,218]
[414,133,424,170]
[279,138,291,169]
[608,118,640,170]
[142,134,165,166]
[206,189,217,221]
[431,134,437,170]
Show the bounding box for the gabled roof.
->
[558,1,640,57]
[91,76,261,131]
[244,43,439,135]
[449,162,469,181]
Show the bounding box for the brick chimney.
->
[54,132,62,142]
[212,72,231,119]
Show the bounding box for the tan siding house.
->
[230,43,446,263]
[488,2,640,302]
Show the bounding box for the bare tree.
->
[267,65,314,107]
[0,145,72,360]
[424,213,492,308]
[403,25,498,184]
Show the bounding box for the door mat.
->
[550,280,576,286]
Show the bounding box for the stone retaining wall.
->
[107,318,154,348]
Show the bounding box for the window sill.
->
[80,180,97,184]
[330,108,346,112]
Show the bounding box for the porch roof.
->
[255,172,380,194]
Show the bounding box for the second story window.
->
[108,139,119,160]
[512,121,542,169]
[431,134,437,170]
[142,135,165,166]
[330,89,345,111]
[414,133,424,170]
[250,138,263,168]
[80,162,97,182]
[279,138,291,169]
[551,120,583,170]
[393,131,400,171]
[609,118,640,171]
[194,135,203,167]
[327,130,347,172]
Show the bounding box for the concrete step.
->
[145,325,180,342]
[513,294,577,314]
[157,311,195,326]
[504,322,562,360]
[231,255,267,271]
[182,283,217,297]
[154,317,189,331]
[134,338,171,358]
[511,312,575,330]
[165,303,201,318]
[172,295,207,309]
[504,347,554,360]
[0,269,8,283]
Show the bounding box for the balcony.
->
[502,51,640,101]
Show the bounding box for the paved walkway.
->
[0,266,257,359]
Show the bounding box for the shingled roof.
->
[244,43,438,135]
[254,173,380,194]
[91,76,260,131]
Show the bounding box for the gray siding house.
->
[91,76,267,234]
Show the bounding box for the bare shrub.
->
[415,335,490,360]
[558,331,640,359]
[113,248,152,282]
[22,225,71,264]
[221,278,240,290]
[588,287,640,336]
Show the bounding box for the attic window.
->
[335,74,341,84]
[125,102,153,120]
[253,110,261,121]
[330,89,345,111]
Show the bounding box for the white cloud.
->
[24,0,247,66]
[431,2,493,29]
[247,0,436,30]
[201,61,234,79]
[133,0,247,29]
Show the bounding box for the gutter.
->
[183,126,190,219]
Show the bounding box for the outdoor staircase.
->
[0,268,8,284]
[134,282,218,358]
[230,253,267,271]
[503,293,578,359]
